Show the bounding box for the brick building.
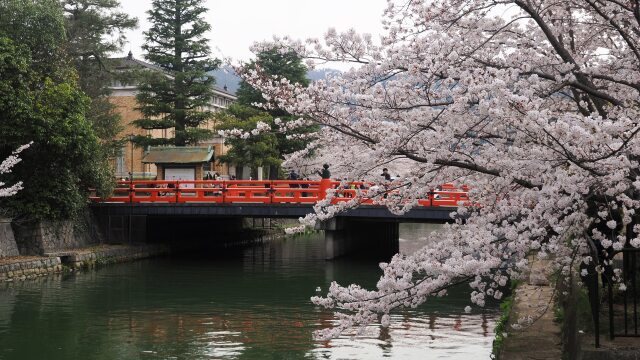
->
[108,52,236,180]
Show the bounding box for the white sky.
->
[117,0,387,64]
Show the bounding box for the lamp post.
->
[127,134,134,244]
[128,134,135,181]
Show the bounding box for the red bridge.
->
[90,179,469,259]
[90,179,468,207]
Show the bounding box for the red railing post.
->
[429,189,434,207]
[129,179,134,203]
[222,181,227,203]
[90,179,469,207]
[318,178,331,200]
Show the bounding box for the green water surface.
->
[0,224,498,359]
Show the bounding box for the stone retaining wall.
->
[0,218,19,257]
[0,244,169,282]
[0,257,63,282]
[61,244,169,269]
[12,220,97,256]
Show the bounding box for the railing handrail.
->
[90,179,469,207]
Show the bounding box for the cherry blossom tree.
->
[0,144,30,198]
[236,0,640,338]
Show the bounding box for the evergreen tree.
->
[0,0,69,81]
[62,0,137,98]
[134,0,220,147]
[219,49,315,179]
[236,49,309,112]
[62,0,138,157]
[216,105,281,177]
[0,0,112,220]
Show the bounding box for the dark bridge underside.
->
[90,203,456,222]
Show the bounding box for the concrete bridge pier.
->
[319,218,351,260]
[318,218,399,260]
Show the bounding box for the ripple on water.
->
[0,224,498,360]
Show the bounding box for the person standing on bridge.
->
[288,170,300,199]
[318,164,331,179]
[381,168,391,198]
[381,168,391,181]
[300,178,310,197]
[288,170,300,186]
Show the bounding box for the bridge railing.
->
[90,179,469,207]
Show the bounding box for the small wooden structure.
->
[142,146,214,187]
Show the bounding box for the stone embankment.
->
[0,244,169,282]
[0,256,62,281]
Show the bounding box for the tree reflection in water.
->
[0,224,499,359]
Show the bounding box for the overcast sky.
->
[118,0,387,65]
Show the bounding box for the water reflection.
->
[0,224,498,360]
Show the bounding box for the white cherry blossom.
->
[235,0,640,339]
[0,144,30,198]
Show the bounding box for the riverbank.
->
[498,255,640,359]
[498,257,563,360]
[0,244,170,282]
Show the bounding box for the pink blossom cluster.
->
[237,0,640,338]
[0,143,30,198]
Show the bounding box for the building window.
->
[116,146,126,175]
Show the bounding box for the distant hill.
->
[210,66,341,95]
[307,68,341,82]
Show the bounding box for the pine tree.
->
[134,0,220,147]
[216,105,281,176]
[236,49,309,113]
[63,0,137,98]
[62,0,138,157]
[220,49,315,179]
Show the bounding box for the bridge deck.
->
[90,202,457,222]
[91,180,467,205]
[90,179,466,222]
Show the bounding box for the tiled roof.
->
[142,146,214,164]
[108,54,236,97]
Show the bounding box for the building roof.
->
[142,146,214,164]
[109,52,236,98]
[109,53,166,73]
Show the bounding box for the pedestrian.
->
[318,164,331,179]
[288,170,300,188]
[381,168,391,181]
[434,186,443,200]
[301,178,309,197]
[203,172,213,195]
[380,168,391,198]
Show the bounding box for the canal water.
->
[0,224,499,359]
